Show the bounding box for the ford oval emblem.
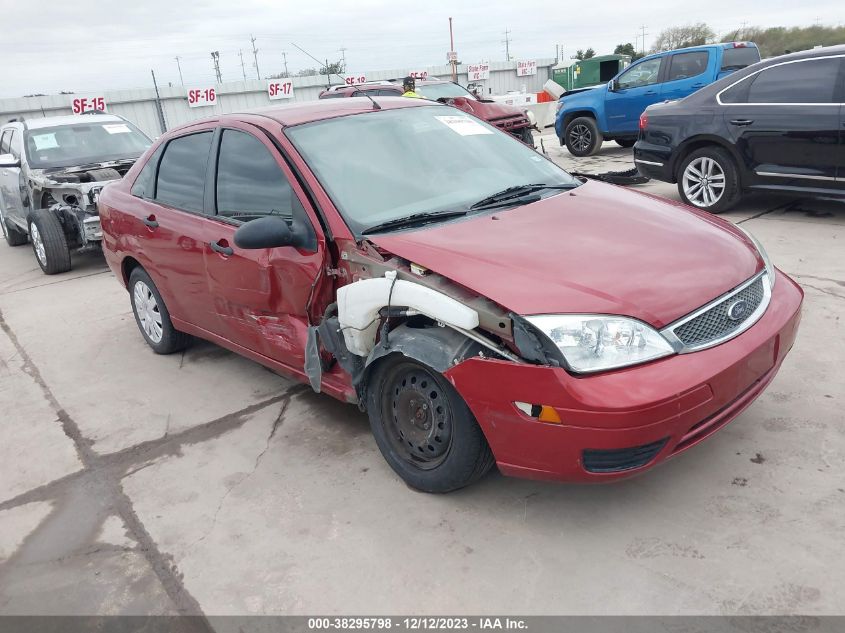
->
[727,299,749,321]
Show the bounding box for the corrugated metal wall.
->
[0,59,555,138]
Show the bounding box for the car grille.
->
[664,273,769,351]
[582,439,668,473]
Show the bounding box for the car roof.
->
[21,113,125,130]
[174,96,437,132]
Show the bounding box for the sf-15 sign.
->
[467,63,490,81]
[187,87,217,108]
[268,79,294,100]
[71,96,106,114]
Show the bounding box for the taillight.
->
[639,112,648,131]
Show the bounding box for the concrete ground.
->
[1,137,844,619]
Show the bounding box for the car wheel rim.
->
[682,157,726,208]
[133,281,164,344]
[384,365,453,470]
[30,224,46,265]
[569,124,592,152]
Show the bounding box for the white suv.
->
[0,113,151,274]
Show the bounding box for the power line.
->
[502,28,511,61]
[250,34,261,79]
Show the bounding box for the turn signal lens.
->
[538,406,562,424]
[639,112,648,131]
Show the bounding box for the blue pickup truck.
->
[555,42,761,156]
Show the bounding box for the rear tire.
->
[128,267,190,355]
[28,210,71,274]
[366,356,495,493]
[615,139,636,148]
[677,146,741,213]
[564,116,603,157]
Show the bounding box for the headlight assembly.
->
[736,225,776,289]
[525,314,675,373]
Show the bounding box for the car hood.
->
[369,181,762,328]
[457,97,526,120]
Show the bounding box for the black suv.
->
[634,46,845,212]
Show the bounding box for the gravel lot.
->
[1,136,843,618]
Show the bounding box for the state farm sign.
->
[516,60,537,76]
[467,63,490,81]
[268,79,294,100]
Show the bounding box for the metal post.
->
[239,50,247,80]
[150,69,167,134]
[449,17,456,82]
[251,35,261,79]
[175,56,184,86]
[282,51,289,77]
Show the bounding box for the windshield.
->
[286,105,579,234]
[721,46,760,70]
[24,121,152,169]
[416,83,475,100]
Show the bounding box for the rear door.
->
[660,50,711,101]
[127,128,221,333]
[720,55,844,187]
[605,56,666,134]
[203,124,327,369]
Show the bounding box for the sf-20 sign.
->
[268,79,294,100]
[71,96,106,114]
[187,87,217,108]
[516,60,537,76]
[467,63,490,81]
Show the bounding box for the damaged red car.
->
[99,97,802,492]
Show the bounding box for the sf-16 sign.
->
[71,96,106,114]
[467,63,490,81]
[187,87,217,108]
[268,79,294,100]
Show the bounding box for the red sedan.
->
[99,97,802,492]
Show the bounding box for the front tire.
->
[677,147,741,213]
[366,356,495,493]
[564,116,603,157]
[28,210,71,274]
[128,267,190,355]
[518,126,534,146]
[1,209,28,247]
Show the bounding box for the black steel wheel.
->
[366,356,495,493]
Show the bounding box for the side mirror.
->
[0,153,20,168]
[609,79,619,92]
[234,215,297,250]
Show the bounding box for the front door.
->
[721,56,844,187]
[203,125,327,371]
[605,57,665,134]
[0,129,26,228]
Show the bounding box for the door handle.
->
[645,91,657,95]
[730,119,754,127]
[142,215,159,228]
[210,240,234,256]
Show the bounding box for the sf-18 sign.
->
[187,87,217,108]
[71,96,106,114]
[344,75,367,85]
[408,70,428,81]
[516,60,537,76]
[268,79,294,100]
[467,63,490,81]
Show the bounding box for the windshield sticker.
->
[103,123,132,135]
[31,133,59,150]
[435,115,493,136]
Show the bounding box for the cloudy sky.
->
[1,0,843,98]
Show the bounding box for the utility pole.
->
[174,56,184,86]
[250,34,261,79]
[282,51,289,77]
[449,17,457,82]
[211,51,222,83]
[638,25,648,56]
[502,28,512,61]
[338,47,347,73]
[238,49,247,80]
[150,69,167,134]
[555,44,559,63]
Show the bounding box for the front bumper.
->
[444,270,803,482]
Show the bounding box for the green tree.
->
[583,48,596,59]
[614,42,645,61]
[720,24,845,57]
[651,23,715,52]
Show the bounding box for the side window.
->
[617,58,662,89]
[0,130,11,155]
[215,129,294,223]
[720,79,751,104]
[155,132,213,212]
[667,51,709,82]
[130,145,163,199]
[746,58,840,104]
[9,131,21,158]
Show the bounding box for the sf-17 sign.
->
[268,79,294,100]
